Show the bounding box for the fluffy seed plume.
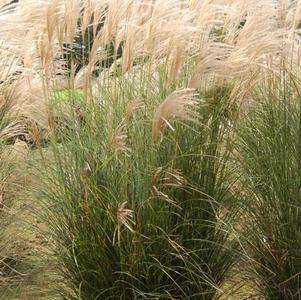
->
[113,201,135,246]
[163,167,186,188]
[124,99,144,125]
[109,123,130,157]
[0,121,27,142]
[152,88,199,141]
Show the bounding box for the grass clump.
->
[237,73,301,300]
[1,1,301,299]
[36,67,241,299]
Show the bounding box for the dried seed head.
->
[109,123,130,157]
[151,186,182,210]
[152,88,199,141]
[124,99,144,125]
[163,168,186,188]
[117,201,135,229]
[151,167,163,187]
[114,201,135,246]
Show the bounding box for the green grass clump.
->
[37,67,241,299]
[237,74,301,300]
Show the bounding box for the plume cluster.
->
[0,0,299,117]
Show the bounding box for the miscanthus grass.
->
[2,0,301,298]
[237,72,301,300]
[0,95,23,296]
[35,63,242,299]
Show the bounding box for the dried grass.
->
[152,88,198,141]
[0,0,299,115]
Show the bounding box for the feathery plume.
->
[152,88,198,141]
[109,122,130,157]
[113,201,135,246]
[124,99,143,125]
